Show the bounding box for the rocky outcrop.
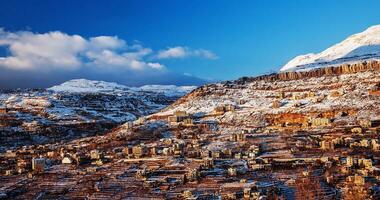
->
[237,60,380,84]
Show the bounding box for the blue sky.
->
[1,0,380,88]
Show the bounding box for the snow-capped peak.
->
[281,25,380,72]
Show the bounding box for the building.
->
[62,157,73,164]
[330,90,342,97]
[183,118,194,126]
[361,119,380,128]
[125,121,133,129]
[134,117,146,125]
[168,110,189,123]
[272,100,281,108]
[228,167,237,176]
[32,158,45,172]
[358,158,372,169]
[214,106,225,115]
[310,118,331,127]
[0,107,8,114]
[225,104,235,112]
[347,156,357,167]
[90,150,101,160]
[278,91,286,99]
[321,140,334,150]
[237,99,246,105]
[132,145,148,158]
[351,127,362,134]
[360,139,370,148]
[213,104,235,115]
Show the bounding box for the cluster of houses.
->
[1,101,380,199]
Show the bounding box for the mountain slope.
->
[157,61,380,129]
[0,79,196,146]
[281,25,380,72]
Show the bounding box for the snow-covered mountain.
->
[281,25,380,72]
[0,79,196,146]
[48,79,196,97]
[48,79,130,93]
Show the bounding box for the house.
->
[62,157,73,164]
[124,146,132,157]
[370,119,380,127]
[5,170,13,176]
[351,127,363,134]
[243,187,254,199]
[183,190,197,200]
[90,150,101,160]
[225,104,235,112]
[272,100,281,108]
[330,90,342,97]
[132,144,148,158]
[358,158,372,169]
[125,121,133,129]
[278,91,286,99]
[360,139,370,148]
[168,116,180,123]
[134,117,146,125]
[186,168,200,182]
[183,118,194,126]
[292,93,303,100]
[371,140,380,151]
[346,156,357,167]
[230,132,246,142]
[214,106,226,115]
[32,158,45,172]
[310,118,331,127]
[321,140,334,150]
[0,107,8,114]
[168,110,190,123]
[47,151,55,157]
[228,167,237,176]
[214,104,236,115]
[348,175,365,186]
[203,158,214,168]
[237,99,246,105]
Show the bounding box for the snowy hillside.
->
[281,25,380,72]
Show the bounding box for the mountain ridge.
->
[48,79,197,97]
[281,25,380,72]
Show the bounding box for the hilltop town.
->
[1,60,380,199]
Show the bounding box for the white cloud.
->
[192,49,218,59]
[0,30,86,70]
[147,62,164,70]
[0,28,218,78]
[89,36,126,50]
[157,46,187,59]
[157,46,218,59]
[0,28,163,71]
